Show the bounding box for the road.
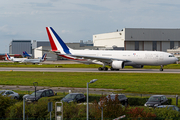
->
[0,67,180,73]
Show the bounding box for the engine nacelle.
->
[132,65,144,68]
[112,61,125,69]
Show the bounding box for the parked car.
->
[144,95,168,107]
[156,105,180,112]
[98,94,128,106]
[0,90,19,99]
[61,93,86,103]
[23,89,55,102]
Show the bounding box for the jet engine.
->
[111,61,125,69]
[132,65,144,68]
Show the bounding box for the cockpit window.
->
[169,55,175,57]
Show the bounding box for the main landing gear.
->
[160,65,164,71]
[98,67,120,71]
[98,67,108,71]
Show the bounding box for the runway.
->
[0,67,180,73]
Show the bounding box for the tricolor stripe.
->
[59,55,87,61]
[46,27,71,54]
[46,27,58,51]
[5,54,11,61]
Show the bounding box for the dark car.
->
[61,93,86,103]
[144,95,168,107]
[23,89,55,102]
[156,105,180,112]
[99,94,128,106]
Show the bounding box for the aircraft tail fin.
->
[23,51,31,57]
[46,27,72,54]
[41,53,47,62]
[5,53,11,61]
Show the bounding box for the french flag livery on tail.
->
[46,27,85,61]
[46,27,178,71]
[5,53,11,61]
[46,27,71,54]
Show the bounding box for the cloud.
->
[29,2,53,7]
[0,25,18,36]
[61,30,70,34]
[76,3,110,11]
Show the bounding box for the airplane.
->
[22,53,47,64]
[5,53,27,63]
[46,27,179,71]
[23,51,32,57]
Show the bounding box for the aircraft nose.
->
[175,57,179,62]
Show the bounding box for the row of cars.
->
[0,89,55,102]
[0,89,128,105]
[0,89,180,112]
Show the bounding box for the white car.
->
[0,90,19,99]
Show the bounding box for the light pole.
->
[33,82,38,101]
[87,79,97,120]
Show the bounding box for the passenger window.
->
[161,97,164,101]
[49,90,53,95]
[46,91,49,96]
[163,96,166,100]
[41,92,46,97]
[76,95,81,99]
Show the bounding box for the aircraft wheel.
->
[14,96,18,100]
[103,67,108,71]
[98,67,103,71]
[110,67,114,71]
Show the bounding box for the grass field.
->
[0,71,180,95]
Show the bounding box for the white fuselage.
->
[23,59,41,64]
[69,50,178,66]
[11,58,27,63]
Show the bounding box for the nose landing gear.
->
[160,65,164,71]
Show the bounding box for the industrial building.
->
[9,40,31,55]
[93,28,180,51]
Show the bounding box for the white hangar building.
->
[93,28,180,52]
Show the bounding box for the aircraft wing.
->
[70,54,131,63]
[36,49,60,55]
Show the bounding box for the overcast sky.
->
[1,0,180,53]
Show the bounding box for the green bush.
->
[5,102,23,119]
[5,100,55,119]
[88,94,101,102]
[128,97,149,106]
[38,95,64,102]
[63,102,86,119]
[154,107,180,120]
[18,94,25,101]
[0,95,17,118]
